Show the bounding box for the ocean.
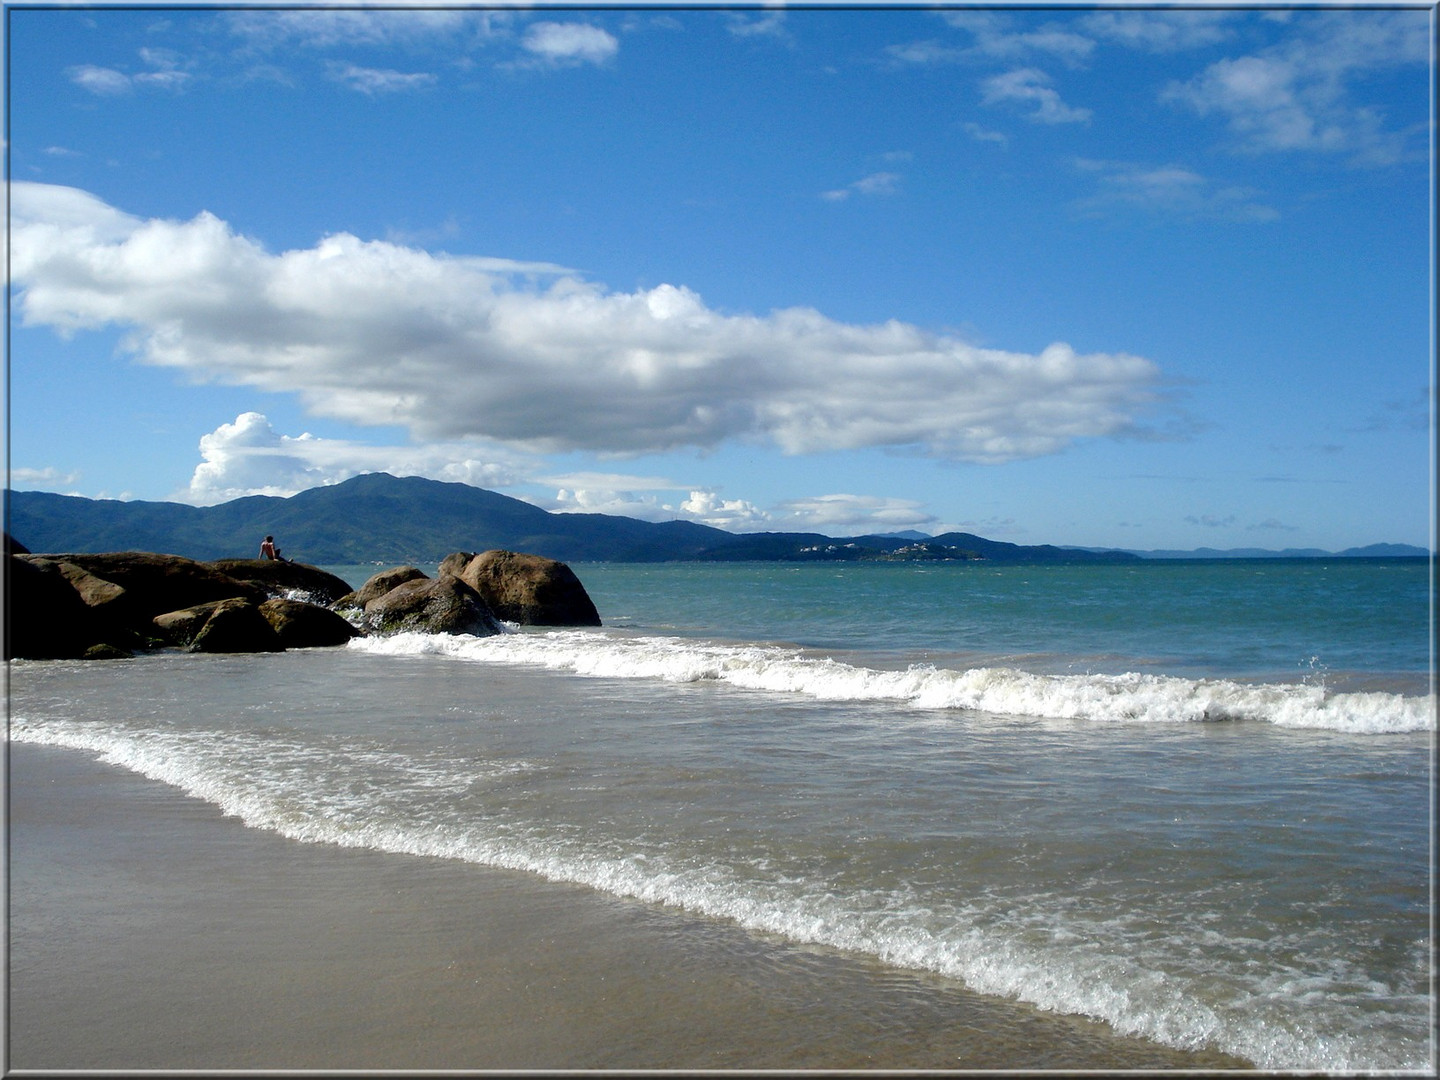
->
[9,557,1434,1070]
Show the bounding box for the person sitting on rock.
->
[259,535,286,562]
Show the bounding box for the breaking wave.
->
[349,630,1434,734]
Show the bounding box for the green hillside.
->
[6,473,1147,565]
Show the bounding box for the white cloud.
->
[962,122,1008,147]
[821,171,901,202]
[726,12,788,41]
[884,40,963,66]
[326,62,437,95]
[545,487,672,520]
[981,68,1091,125]
[1162,10,1429,164]
[226,9,493,50]
[541,485,937,535]
[67,65,135,95]
[12,182,1164,467]
[679,490,771,530]
[177,419,962,537]
[1073,159,1278,223]
[770,494,940,536]
[1079,11,1234,53]
[180,411,528,505]
[941,12,1095,65]
[521,22,618,66]
[540,470,683,493]
[67,48,195,96]
[11,466,82,490]
[529,482,771,531]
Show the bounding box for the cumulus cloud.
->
[981,68,1091,124]
[12,182,1163,466]
[1162,10,1429,164]
[679,490,772,530]
[520,21,618,66]
[180,411,528,505]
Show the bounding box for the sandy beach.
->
[7,739,1251,1071]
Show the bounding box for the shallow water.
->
[10,558,1434,1070]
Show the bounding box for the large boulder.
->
[259,597,361,648]
[207,559,354,606]
[153,603,218,647]
[5,555,116,659]
[445,550,601,626]
[155,598,285,654]
[362,575,502,637]
[335,566,430,611]
[29,552,267,623]
[52,559,129,613]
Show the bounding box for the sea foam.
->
[350,630,1435,734]
[12,712,1426,1072]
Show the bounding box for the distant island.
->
[5,473,1429,565]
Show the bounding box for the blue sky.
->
[5,4,1434,551]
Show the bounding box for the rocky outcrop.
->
[207,559,354,606]
[360,573,502,637]
[335,566,429,611]
[8,544,602,659]
[5,555,119,659]
[27,552,269,623]
[9,550,351,660]
[441,549,602,626]
[259,597,361,648]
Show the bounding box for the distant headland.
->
[5,473,1429,566]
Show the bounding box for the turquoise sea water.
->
[10,557,1434,1069]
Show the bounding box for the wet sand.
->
[7,741,1251,1071]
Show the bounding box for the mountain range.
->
[4,473,1427,565]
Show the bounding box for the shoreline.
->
[8,740,1253,1071]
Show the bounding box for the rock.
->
[53,560,129,612]
[335,566,430,610]
[436,552,473,578]
[5,555,108,659]
[448,549,601,626]
[5,532,30,555]
[192,600,285,654]
[30,552,267,623]
[207,559,355,606]
[82,643,133,660]
[259,598,361,648]
[363,575,502,637]
[153,603,218,647]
